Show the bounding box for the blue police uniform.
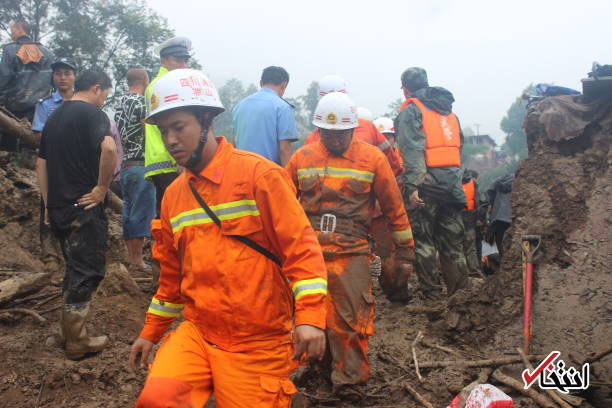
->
[32,90,64,132]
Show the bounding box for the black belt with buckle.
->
[309,214,369,239]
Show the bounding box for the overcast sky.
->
[147,0,611,144]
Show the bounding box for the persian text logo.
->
[522,351,589,394]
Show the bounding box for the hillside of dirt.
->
[0,92,610,408]
[492,94,612,406]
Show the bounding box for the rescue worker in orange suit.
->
[395,67,469,310]
[304,75,403,177]
[370,116,410,300]
[286,92,414,400]
[129,69,328,408]
[461,169,483,276]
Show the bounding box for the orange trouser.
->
[325,254,374,387]
[135,321,297,408]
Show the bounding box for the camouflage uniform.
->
[462,209,480,275]
[396,67,469,299]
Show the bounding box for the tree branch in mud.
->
[420,337,464,358]
[491,368,557,408]
[411,331,424,381]
[405,305,444,314]
[414,354,547,369]
[404,382,434,408]
[0,308,47,322]
[585,346,612,364]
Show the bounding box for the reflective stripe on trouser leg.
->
[324,254,373,387]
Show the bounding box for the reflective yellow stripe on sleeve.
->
[147,298,184,318]
[292,278,328,301]
[170,200,260,234]
[297,167,374,183]
[392,228,413,242]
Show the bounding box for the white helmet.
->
[357,107,373,122]
[318,74,348,97]
[313,92,358,130]
[146,69,224,123]
[373,117,395,134]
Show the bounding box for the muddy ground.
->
[1,94,610,408]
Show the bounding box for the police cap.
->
[158,36,192,59]
[52,57,77,72]
[401,67,428,92]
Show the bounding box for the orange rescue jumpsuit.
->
[136,137,327,408]
[305,118,403,177]
[286,138,413,389]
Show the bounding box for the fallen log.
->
[0,272,49,306]
[414,354,547,369]
[517,348,572,408]
[404,382,434,408]
[0,106,39,147]
[0,307,46,322]
[491,368,557,408]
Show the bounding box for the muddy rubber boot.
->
[62,302,109,360]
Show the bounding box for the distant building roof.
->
[466,134,497,147]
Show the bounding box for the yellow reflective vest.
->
[144,66,177,180]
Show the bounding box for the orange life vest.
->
[462,179,476,210]
[399,98,461,168]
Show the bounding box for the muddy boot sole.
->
[65,335,109,360]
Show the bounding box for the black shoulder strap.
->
[188,182,282,267]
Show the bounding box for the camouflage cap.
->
[401,67,428,92]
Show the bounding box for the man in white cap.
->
[130,68,327,408]
[305,75,402,176]
[286,91,414,400]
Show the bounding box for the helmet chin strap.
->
[185,117,211,170]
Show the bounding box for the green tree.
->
[1,0,179,101]
[500,84,535,160]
